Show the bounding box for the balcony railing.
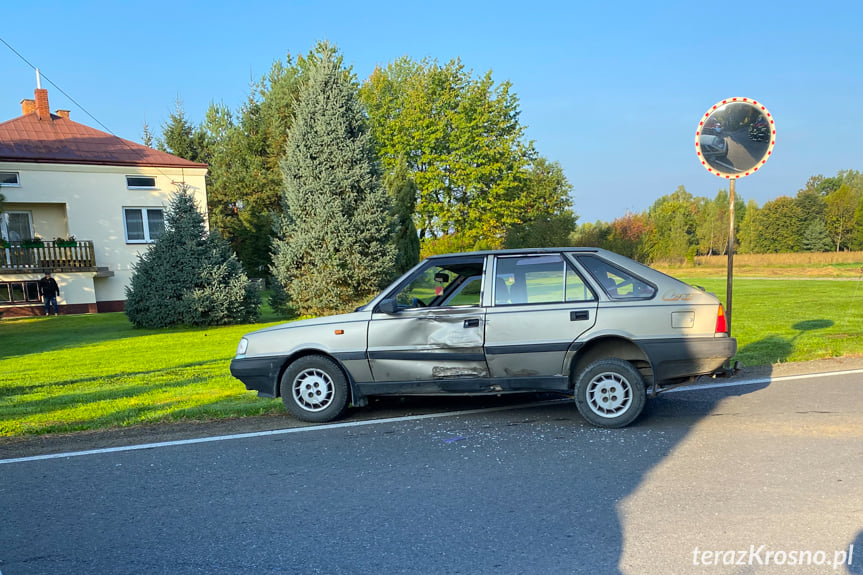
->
[0,241,97,272]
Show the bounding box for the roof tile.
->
[0,112,207,169]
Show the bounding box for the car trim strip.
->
[368,351,486,362]
[484,342,573,355]
[332,351,368,361]
[357,375,570,395]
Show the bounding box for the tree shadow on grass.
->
[0,312,273,360]
[0,358,228,398]
[734,319,834,366]
[1,373,276,437]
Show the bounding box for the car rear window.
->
[576,256,656,300]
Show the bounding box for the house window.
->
[124,208,165,243]
[1,211,34,241]
[0,281,40,304]
[126,176,157,189]
[0,172,20,187]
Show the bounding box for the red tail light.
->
[715,304,728,334]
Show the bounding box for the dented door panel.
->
[367,307,488,382]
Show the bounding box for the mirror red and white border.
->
[695,97,776,179]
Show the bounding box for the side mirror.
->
[377,299,397,314]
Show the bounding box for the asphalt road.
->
[1,368,862,574]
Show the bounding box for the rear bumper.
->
[229,356,285,398]
[639,336,737,383]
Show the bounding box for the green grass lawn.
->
[0,314,286,436]
[681,278,863,366]
[1,277,862,437]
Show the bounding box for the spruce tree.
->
[271,42,395,315]
[801,220,834,252]
[385,162,420,276]
[125,186,260,328]
[158,99,206,162]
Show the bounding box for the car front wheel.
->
[574,358,646,428]
[280,355,350,423]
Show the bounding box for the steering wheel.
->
[412,297,427,308]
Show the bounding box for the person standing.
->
[38,271,60,316]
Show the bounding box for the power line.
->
[0,35,118,136]
[0,35,202,187]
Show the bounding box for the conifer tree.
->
[125,185,259,328]
[385,162,420,276]
[159,99,206,162]
[271,42,395,315]
[801,220,834,252]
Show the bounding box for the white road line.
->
[3,369,861,465]
[663,368,863,393]
[0,400,568,465]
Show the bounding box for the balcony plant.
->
[22,236,44,248]
[55,235,77,247]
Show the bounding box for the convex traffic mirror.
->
[695,99,775,179]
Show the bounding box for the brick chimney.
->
[21,99,36,115]
[34,88,50,120]
[56,109,70,119]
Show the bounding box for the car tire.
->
[280,355,350,423]
[574,358,646,428]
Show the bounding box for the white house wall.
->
[1,161,208,313]
[7,271,98,309]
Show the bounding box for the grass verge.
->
[0,314,285,436]
[1,276,862,437]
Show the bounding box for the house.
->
[0,87,208,317]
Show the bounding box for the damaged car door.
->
[367,255,489,388]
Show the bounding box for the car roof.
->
[426,247,604,259]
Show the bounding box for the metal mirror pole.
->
[726,179,735,337]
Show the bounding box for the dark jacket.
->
[38,276,60,298]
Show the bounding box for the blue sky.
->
[2,0,860,223]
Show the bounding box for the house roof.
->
[0,110,207,169]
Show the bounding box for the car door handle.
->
[464,318,480,328]
[570,310,590,321]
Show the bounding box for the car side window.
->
[394,259,485,309]
[495,255,595,305]
[577,256,656,299]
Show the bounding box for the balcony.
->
[0,240,97,273]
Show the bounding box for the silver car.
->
[230,248,736,428]
[699,133,728,159]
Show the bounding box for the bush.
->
[125,187,260,328]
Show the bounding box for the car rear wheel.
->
[574,358,646,428]
[280,355,349,423]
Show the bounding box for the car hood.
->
[245,311,371,337]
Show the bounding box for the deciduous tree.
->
[752,196,802,253]
[825,184,860,251]
[644,186,696,261]
[362,58,567,248]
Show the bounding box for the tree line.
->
[152,41,575,315]
[150,41,862,315]
[572,171,863,263]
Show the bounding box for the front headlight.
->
[236,338,249,357]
